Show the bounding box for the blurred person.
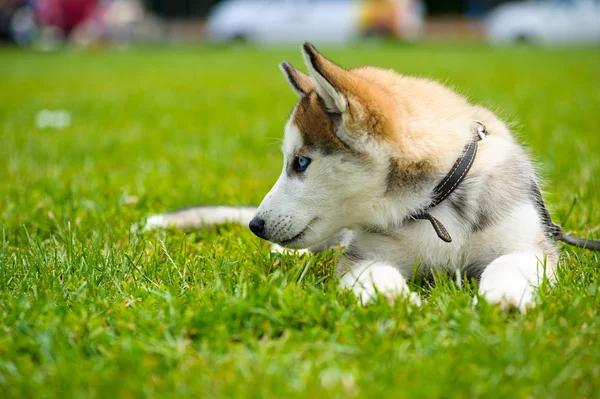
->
[69,0,147,47]
[36,0,98,36]
[31,0,148,48]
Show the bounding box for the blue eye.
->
[293,155,311,172]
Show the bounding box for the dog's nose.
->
[249,217,267,239]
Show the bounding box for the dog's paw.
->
[404,291,423,308]
[477,252,544,312]
[270,243,311,256]
[343,263,420,307]
[353,283,421,307]
[477,283,534,313]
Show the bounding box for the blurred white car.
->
[486,0,600,44]
[206,0,424,43]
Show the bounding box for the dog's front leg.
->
[338,260,421,306]
[478,252,556,312]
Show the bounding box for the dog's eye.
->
[293,155,311,172]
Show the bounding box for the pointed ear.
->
[279,61,314,97]
[301,42,348,114]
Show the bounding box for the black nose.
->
[249,217,267,239]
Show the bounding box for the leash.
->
[535,190,600,251]
[410,121,600,251]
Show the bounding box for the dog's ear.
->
[280,61,314,97]
[300,42,393,149]
[301,42,349,114]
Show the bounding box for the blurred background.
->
[1,0,599,48]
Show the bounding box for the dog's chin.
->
[277,232,321,249]
[276,230,314,249]
[277,238,308,250]
[274,218,325,249]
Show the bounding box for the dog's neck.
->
[364,121,488,240]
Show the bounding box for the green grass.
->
[1,43,599,398]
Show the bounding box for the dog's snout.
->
[249,217,267,239]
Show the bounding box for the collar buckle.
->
[473,120,488,141]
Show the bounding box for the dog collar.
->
[409,121,488,242]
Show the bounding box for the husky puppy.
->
[146,43,597,312]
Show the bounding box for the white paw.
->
[270,243,310,256]
[405,291,423,307]
[478,279,534,313]
[342,263,420,307]
[478,252,546,312]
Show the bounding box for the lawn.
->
[0,43,599,398]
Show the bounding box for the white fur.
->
[339,261,421,306]
[252,122,389,249]
[270,243,310,256]
[478,252,552,312]
[144,214,169,229]
[144,206,256,230]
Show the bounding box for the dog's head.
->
[249,43,437,248]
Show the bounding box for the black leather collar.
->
[409,121,488,243]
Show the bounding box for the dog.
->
[145,43,598,312]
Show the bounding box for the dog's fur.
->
[146,43,560,312]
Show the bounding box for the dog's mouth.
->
[278,217,319,247]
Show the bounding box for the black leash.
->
[410,121,600,251]
[532,182,600,250]
[557,232,600,250]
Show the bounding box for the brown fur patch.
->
[292,91,352,155]
[385,157,435,195]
